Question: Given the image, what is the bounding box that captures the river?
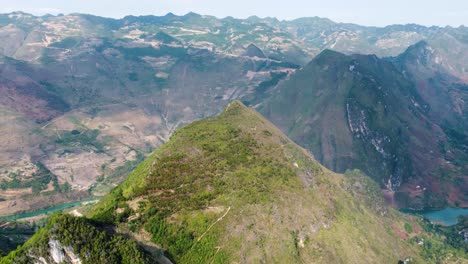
[403,208,468,226]
[0,197,100,222]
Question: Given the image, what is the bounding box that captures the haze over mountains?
[0,11,466,217]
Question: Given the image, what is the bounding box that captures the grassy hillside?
[88,101,463,263]
[3,101,466,263]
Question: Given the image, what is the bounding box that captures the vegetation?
[49,37,84,49]
[257,49,466,209]
[1,214,152,264]
[91,101,299,262]
[0,162,65,194]
[55,129,107,152]
[413,215,468,261]
[89,101,464,263]
[0,221,43,256]
[255,72,288,93]
[2,102,466,263]
[117,45,187,61]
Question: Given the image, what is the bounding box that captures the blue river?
[420,208,468,226]
[403,208,468,226]
[0,198,100,222]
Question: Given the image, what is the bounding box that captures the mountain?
[393,40,468,207]
[256,47,467,209]
[393,40,468,129]
[243,44,266,58]
[0,11,466,216]
[1,12,462,65]
[0,23,296,216]
[3,101,466,263]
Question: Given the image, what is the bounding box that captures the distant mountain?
[3,102,465,263]
[243,43,266,58]
[0,12,465,66]
[0,31,295,216]
[392,40,468,207]
[256,44,467,209]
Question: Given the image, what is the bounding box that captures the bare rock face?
[49,239,65,263]
[6,214,152,263]
[26,239,83,264]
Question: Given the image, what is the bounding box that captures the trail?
[210,247,222,264]
[195,206,231,243]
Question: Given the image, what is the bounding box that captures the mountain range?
[0,11,466,216]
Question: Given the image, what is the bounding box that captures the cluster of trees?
[410,216,468,262]
[1,214,152,264]
[55,129,106,153]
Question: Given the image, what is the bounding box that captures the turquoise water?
[403,208,468,226]
[0,198,100,222]
[420,208,468,226]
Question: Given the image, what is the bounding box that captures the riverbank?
[402,208,468,226]
[0,197,100,222]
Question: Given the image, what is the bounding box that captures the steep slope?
[86,101,431,263]
[257,49,467,209]
[393,40,467,133]
[3,101,466,263]
[0,56,69,122]
[392,40,468,207]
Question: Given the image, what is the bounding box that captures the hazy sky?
[0,0,466,27]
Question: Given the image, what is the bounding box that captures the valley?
[0,10,466,262]
[1,101,466,263]
[0,11,466,214]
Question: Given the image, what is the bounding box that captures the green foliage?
[4,101,466,263]
[344,169,385,212]
[0,222,37,258]
[256,49,465,209]
[90,101,297,262]
[1,214,152,264]
[145,214,193,261]
[39,55,56,65]
[118,45,187,61]
[128,72,139,81]
[49,37,84,49]
[441,124,468,150]
[55,129,106,152]
[413,235,467,263]
[0,162,61,194]
[154,31,181,44]
[419,216,468,255]
[404,223,413,233]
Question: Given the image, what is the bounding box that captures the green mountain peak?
[12,101,454,263]
[2,101,467,263]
